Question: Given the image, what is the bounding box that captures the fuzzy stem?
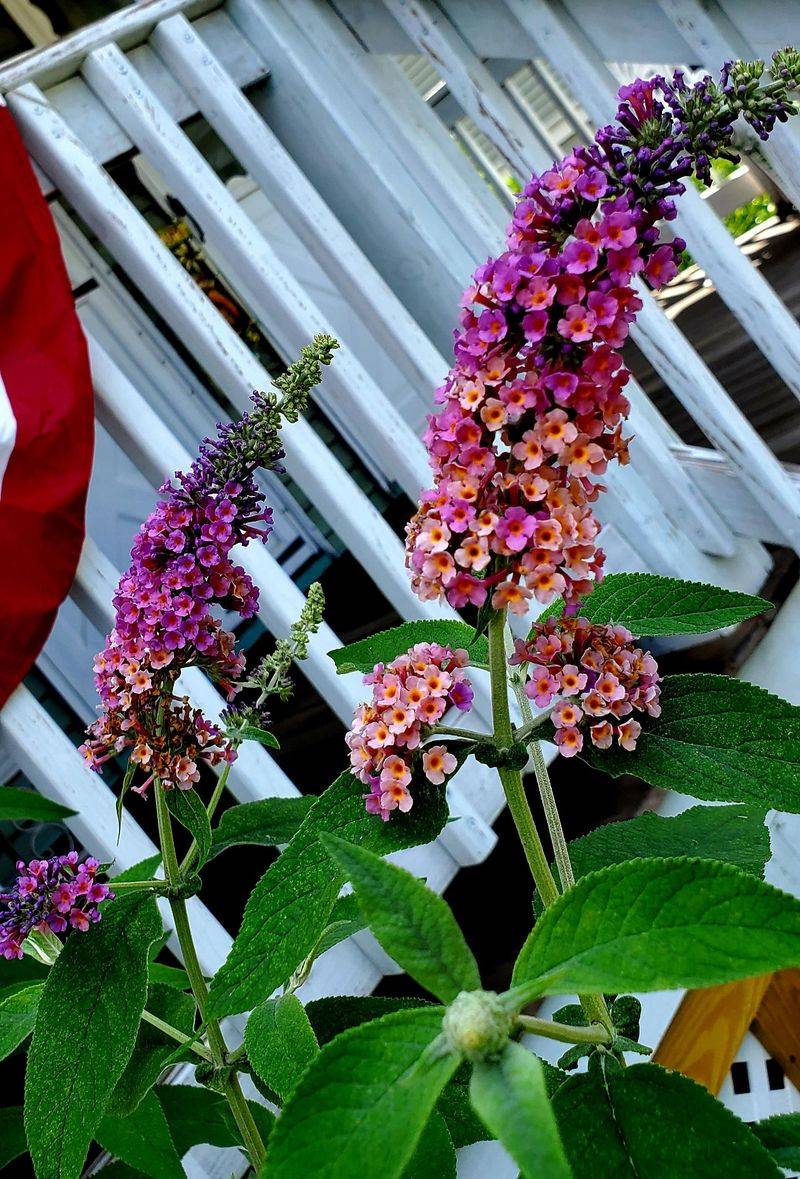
[506,626,614,1035]
[155,787,266,1167]
[179,757,234,875]
[111,879,173,894]
[429,724,487,742]
[140,1009,214,1062]
[488,611,559,906]
[517,1013,612,1045]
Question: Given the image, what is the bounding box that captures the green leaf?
[329,620,488,674]
[303,997,562,1152]
[402,1112,456,1179]
[208,796,313,861]
[553,1060,780,1177]
[578,675,800,812]
[165,788,212,869]
[0,1107,26,1170]
[263,1007,460,1179]
[96,1091,183,1179]
[25,892,162,1179]
[563,572,770,636]
[306,995,433,1045]
[156,1085,273,1156]
[245,992,318,1102]
[323,835,480,1003]
[0,982,42,1061]
[470,1041,571,1179]
[313,892,367,958]
[147,962,191,990]
[107,983,196,1116]
[0,785,75,823]
[208,772,448,1018]
[752,1113,800,1169]
[239,724,281,749]
[157,1086,238,1155]
[0,955,47,989]
[513,857,800,999]
[115,855,162,884]
[546,805,770,901]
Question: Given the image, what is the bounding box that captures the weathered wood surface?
[752,969,800,1092]
[0,0,214,90]
[653,975,773,1094]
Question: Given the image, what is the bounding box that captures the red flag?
[0,102,94,708]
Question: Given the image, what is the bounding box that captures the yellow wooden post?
[653,975,773,1094]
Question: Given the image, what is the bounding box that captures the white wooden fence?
[2,0,800,1112]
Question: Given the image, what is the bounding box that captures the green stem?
[488,612,559,906]
[179,755,236,875]
[512,709,554,744]
[517,1013,612,1046]
[429,724,487,742]
[528,740,574,890]
[504,620,614,1035]
[155,788,266,1167]
[141,1009,214,1062]
[112,879,173,894]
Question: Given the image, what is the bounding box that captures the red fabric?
[0,106,94,708]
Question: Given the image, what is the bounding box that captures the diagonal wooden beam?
[652,974,773,1094]
[752,969,800,1091]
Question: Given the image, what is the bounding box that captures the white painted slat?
[88,335,499,863]
[150,13,449,419]
[81,43,431,505]
[658,0,800,212]
[5,83,437,628]
[225,0,477,353]
[383,0,548,182]
[501,0,800,412]
[0,0,210,90]
[374,1,741,562]
[669,443,800,546]
[72,537,300,803]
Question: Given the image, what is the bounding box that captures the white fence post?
[150,13,448,415]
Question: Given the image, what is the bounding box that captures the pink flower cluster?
[512,615,661,758]
[80,474,271,793]
[405,103,689,618]
[346,643,473,821]
[0,853,112,959]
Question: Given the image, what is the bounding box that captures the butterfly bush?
[0,854,112,959]
[80,337,338,794]
[512,614,661,758]
[405,55,800,618]
[346,643,474,820]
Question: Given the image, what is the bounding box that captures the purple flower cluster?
[0,853,112,959]
[80,471,270,793]
[81,336,338,796]
[405,57,800,620]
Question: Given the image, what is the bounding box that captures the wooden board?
[752,969,800,1091]
[653,974,773,1094]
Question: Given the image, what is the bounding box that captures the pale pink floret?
[422,746,458,785]
[555,727,583,757]
[618,718,642,751]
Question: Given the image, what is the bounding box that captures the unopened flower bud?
[442,990,514,1061]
